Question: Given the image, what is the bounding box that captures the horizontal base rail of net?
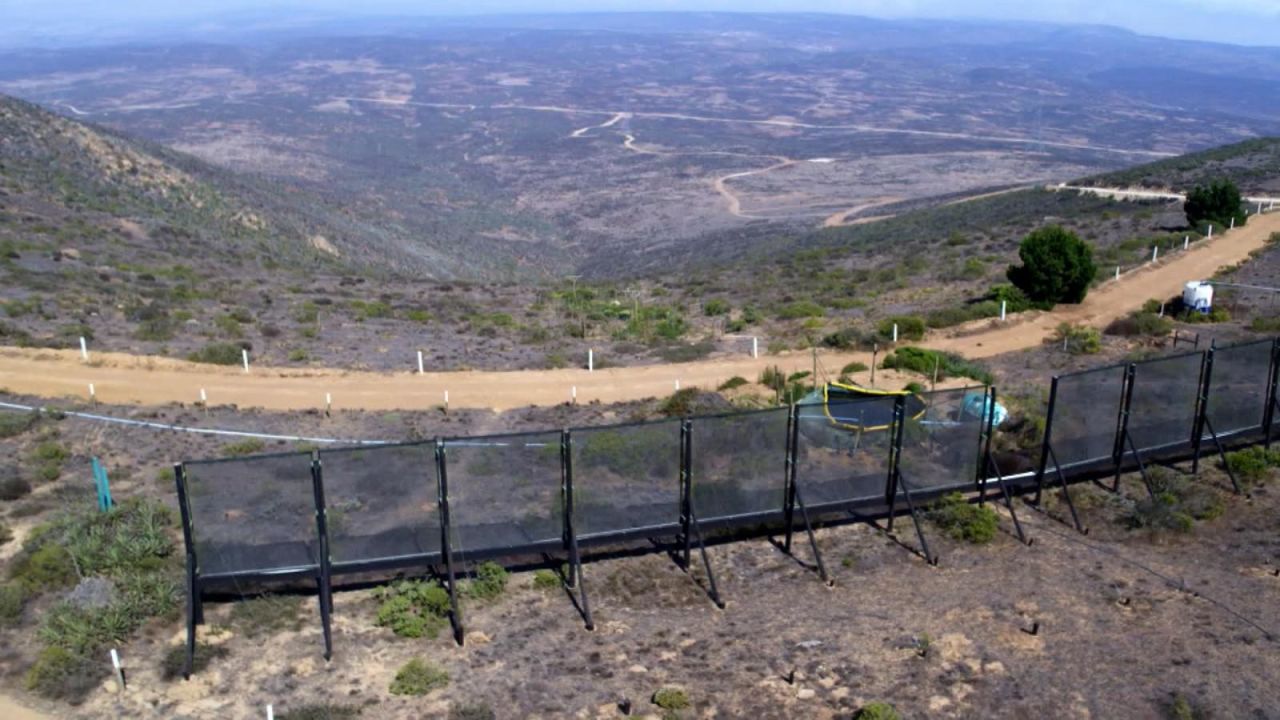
[577,522,685,548]
[199,564,319,585]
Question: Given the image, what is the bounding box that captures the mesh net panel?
[1205,340,1274,437]
[899,388,986,493]
[319,443,439,567]
[794,396,897,507]
[445,432,562,556]
[183,452,317,577]
[1127,352,1204,453]
[1048,365,1127,469]
[690,408,788,521]
[571,420,682,538]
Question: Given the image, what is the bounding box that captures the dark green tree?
[1184,179,1245,229]
[1006,225,1096,305]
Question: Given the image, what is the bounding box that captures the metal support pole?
[435,440,464,645]
[679,419,693,570]
[310,453,333,662]
[173,464,201,679]
[561,429,594,630]
[1266,339,1280,450]
[1203,417,1242,495]
[1112,365,1137,492]
[884,396,907,531]
[975,386,997,505]
[783,404,799,553]
[895,470,937,566]
[1192,348,1214,475]
[1034,377,1061,506]
[985,453,1030,545]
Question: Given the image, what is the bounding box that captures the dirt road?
[0,695,54,720]
[1,212,1276,411]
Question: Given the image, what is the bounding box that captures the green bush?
[1185,179,1245,229]
[1179,306,1230,324]
[1224,447,1280,484]
[0,410,39,438]
[532,569,561,591]
[187,342,245,365]
[841,361,869,375]
[1007,225,1096,305]
[652,687,690,710]
[222,438,267,457]
[1128,470,1225,532]
[659,387,702,418]
[278,705,363,720]
[1106,311,1174,337]
[31,441,69,464]
[1248,316,1280,333]
[375,579,451,639]
[717,376,749,391]
[822,327,870,350]
[390,658,450,696]
[350,300,392,320]
[702,299,730,316]
[25,646,103,702]
[854,702,902,720]
[882,346,993,385]
[9,543,78,592]
[776,301,825,320]
[463,561,510,601]
[1051,323,1102,354]
[0,583,24,625]
[927,493,998,543]
[877,315,926,342]
[287,348,309,362]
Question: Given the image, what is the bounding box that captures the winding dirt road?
[2,211,1275,412]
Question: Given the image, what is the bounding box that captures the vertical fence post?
[975,386,997,504]
[884,395,906,531]
[1192,347,1214,475]
[173,463,201,680]
[435,439,464,645]
[783,404,799,553]
[559,428,593,629]
[1113,364,1138,490]
[418,350,425,374]
[242,348,250,373]
[80,336,89,361]
[679,419,693,570]
[1266,339,1280,450]
[1034,377,1061,506]
[310,451,333,662]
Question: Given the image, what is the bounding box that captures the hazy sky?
[6,0,1280,47]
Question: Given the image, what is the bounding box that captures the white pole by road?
[200,388,207,404]
[675,379,680,391]
[88,383,95,401]
[571,386,577,404]
[1230,216,1235,229]
[1184,235,1189,250]
[1000,301,1007,321]
[242,349,249,373]
[752,337,758,359]
[1208,224,1214,238]
[1115,266,1120,281]
[266,705,274,720]
[110,648,124,691]
[80,336,88,361]
[325,393,332,413]
[444,390,449,412]
[1152,246,1158,263]
[417,350,424,375]
[587,349,594,372]
[892,323,898,343]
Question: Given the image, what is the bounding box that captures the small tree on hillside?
[1006,225,1096,306]
[1185,179,1245,230]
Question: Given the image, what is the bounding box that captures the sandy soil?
[0,212,1276,412]
[0,695,54,720]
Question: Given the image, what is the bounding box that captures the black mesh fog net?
[570,419,682,539]
[319,442,439,568]
[1204,340,1273,438]
[1126,351,1204,453]
[1047,364,1127,469]
[794,396,897,508]
[183,451,318,578]
[689,408,789,522]
[899,388,986,494]
[444,432,562,557]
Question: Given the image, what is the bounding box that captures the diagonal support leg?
[791,484,832,585]
[687,508,726,609]
[1122,432,1157,500]
[1203,417,1243,495]
[566,529,595,630]
[985,453,1031,546]
[893,472,938,566]
[1024,445,1088,535]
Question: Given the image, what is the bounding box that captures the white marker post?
[571,386,577,404]
[1159,303,1166,317]
[325,393,332,414]
[1152,246,1158,263]
[242,349,250,373]
[1208,224,1214,238]
[88,383,95,402]
[444,390,449,413]
[892,323,899,343]
[266,705,274,720]
[417,351,425,375]
[199,388,207,406]
[1184,236,1189,250]
[1000,301,1007,322]
[675,379,681,391]
[752,337,758,359]
[109,648,124,691]
[80,336,89,361]
[1115,266,1121,281]
[1230,216,1235,229]
[587,349,594,372]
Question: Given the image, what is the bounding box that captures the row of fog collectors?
[174,337,1280,675]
